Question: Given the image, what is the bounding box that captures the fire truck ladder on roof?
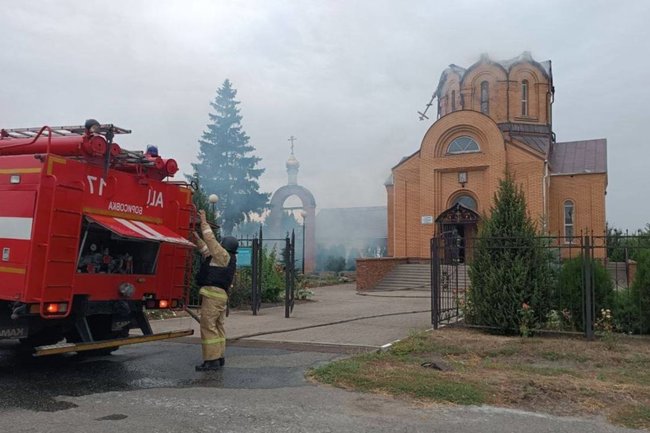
[0,124,131,138]
[1,124,160,169]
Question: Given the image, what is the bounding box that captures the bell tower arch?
[266,139,316,273]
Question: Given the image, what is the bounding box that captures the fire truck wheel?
[67,316,130,356]
[19,328,64,352]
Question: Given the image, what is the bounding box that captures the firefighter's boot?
[195,359,222,371]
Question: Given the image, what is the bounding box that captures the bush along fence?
[431,233,650,338]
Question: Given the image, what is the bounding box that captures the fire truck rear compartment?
[1,297,146,347]
[1,122,195,355]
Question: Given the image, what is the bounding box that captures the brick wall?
[506,144,546,227]
[356,257,408,291]
[386,184,394,256]
[402,110,508,257]
[439,59,551,125]
[549,173,607,258]
[549,173,606,236]
[392,155,420,257]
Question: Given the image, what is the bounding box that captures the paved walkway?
[151,283,432,350]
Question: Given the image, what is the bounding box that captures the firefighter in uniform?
[193,209,238,371]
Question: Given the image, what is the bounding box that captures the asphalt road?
[0,339,642,433]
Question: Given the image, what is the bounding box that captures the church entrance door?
[435,203,481,264]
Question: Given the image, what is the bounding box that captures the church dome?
[286,154,300,169]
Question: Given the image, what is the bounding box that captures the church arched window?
[564,200,574,243]
[521,80,529,116]
[447,136,480,154]
[480,81,489,114]
[453,195,477,211]
[451,90,456,111]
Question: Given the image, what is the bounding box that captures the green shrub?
[613,287,643,334]
[467,175,555,334]
[617,249,650,334]
[214,245,288,308]
[229,268,253,308]
[556,257,614,331]
[261,246,285,302]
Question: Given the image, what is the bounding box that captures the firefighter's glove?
[198,210,207,224]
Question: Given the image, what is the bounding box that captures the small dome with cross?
[286,153,300,168]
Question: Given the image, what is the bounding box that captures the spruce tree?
[467,174,554,334]
[192,79,269,235]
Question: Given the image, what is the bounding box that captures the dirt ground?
[312,326,650,430]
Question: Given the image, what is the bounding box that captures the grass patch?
[310,327,650,429]
[514,364,582,377]
[541,351,560,361]
[312,355,370,385]
[311,357,485,405]
[385,373,485,404]
[390,331,467,357]
[484,345,520,358]
[610,405,650,430]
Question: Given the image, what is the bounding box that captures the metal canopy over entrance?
[86,215,194,248]
[435,202,480,226]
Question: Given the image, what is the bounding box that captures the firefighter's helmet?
[221,236,239,254]
[84,119,100,133]
[146,145,159,157]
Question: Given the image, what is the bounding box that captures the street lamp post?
[300,210,307,274]
[208,194,219,238]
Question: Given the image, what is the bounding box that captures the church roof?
[499,122,552,155]
[511,134,550,154]
[549,139,607,175]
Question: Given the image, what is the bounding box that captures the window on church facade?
[480,81,489,114]
[521,80,529,116]
[564,200,574,242]
[451,90,456,111]
[453,195,477,211]
[447,136,480,154]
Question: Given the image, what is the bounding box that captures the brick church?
[385,52,607,258]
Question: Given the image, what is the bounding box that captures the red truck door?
[0,190,36,300]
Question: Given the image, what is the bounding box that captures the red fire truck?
[0,120,195,356]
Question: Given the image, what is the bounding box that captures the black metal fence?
[284,231,296,318]
[431,233,650,338]
[187,227,298,318]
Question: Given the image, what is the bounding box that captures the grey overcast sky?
[1,0,648,230]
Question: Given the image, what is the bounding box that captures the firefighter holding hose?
[193,209,238,371]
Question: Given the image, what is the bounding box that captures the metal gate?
[283,230,296,318]
[430,234,468,329]
[248,232,263,315]
[260,230,297,318]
